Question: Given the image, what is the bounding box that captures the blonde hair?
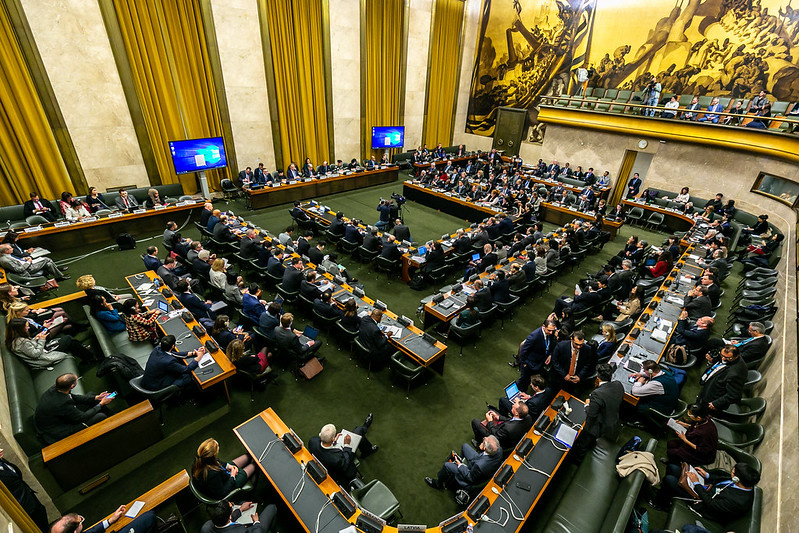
[602,323,617,343]
[225,339,245,362]
[75,275,96,291]
[211,258,226,272]
[6,302,28,322]
[192,438,223,480]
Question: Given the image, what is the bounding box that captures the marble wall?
[403,0,433,150]
[451,0,483,151]
[21,0,148,192]
[209,0,275,173]
[329,0,361,162]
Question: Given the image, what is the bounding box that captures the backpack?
[116,232,136,250]
[408,273,427,291]
[96,354,144,381]
[615,435,642,463]
[666,344,687,365]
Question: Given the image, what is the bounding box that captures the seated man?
[683,285,712,321]
[266,250,286,278]
[141,335,205,391]
[114,189,140,211]
[313,291,343,319]
[730,321,770,363]
[23,192,58,222]
[471,400,532,451]
[0,243,68,280]
[274,313,322,363]
[242,283,267,323]
[552,281,602,319]
[300,270,322,301]
[50,506,157,533]
[307,416,378,487]
[424,435,503,491]
[380,235,402,261]
[258,301,282,339]
[698,97,724,123]
[281,258,304,293]
[499,374,553,421]
[661,95,679,118]
[628,360,679,423]
[34,373,115,445]
[357,309,395,368]
[672,312,713,352]
[142,246,163,271]
[176,279,216,320]
[392,219,411,242]
[696,344,746,413]
[202,501,275,533]
[328,212,346,236]
[343,220,364,245]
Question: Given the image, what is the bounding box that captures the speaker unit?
[493,464,513,487]
[466,495,490,521]
[306,458,327,484]
[160,288,173,298]
[192,325,205,337]
[355,513,384,533]
[439,516,468,533]
[534,414,551,435]
[618,343,631,355]
[629,327,641,338]
[281,431,302,454]
[331,490,357,519]
[204,340,218,353]
[516,438,533,458]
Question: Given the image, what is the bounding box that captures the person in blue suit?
[498,374,553,421]
[142,246,163,271]
[515,319,558,390]
[626,172,642,198]
[425,435,503,490]
[176,279,216,320]
[50,507,158,533]
[141,335,205,391]
[698,97,724,123]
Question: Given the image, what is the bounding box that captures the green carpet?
[30,173,742,531]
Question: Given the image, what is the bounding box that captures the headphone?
[731,475,740,484]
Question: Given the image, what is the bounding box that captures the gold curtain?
[111,0,229,190]
[0,479,39,533]
[423,0,464,147]
[0,1,76,205]
[363,0,405,160]
[609,150,636,206]
[263,0,330,170]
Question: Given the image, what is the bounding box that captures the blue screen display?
[371,126,405,149]
[169,137,228,174]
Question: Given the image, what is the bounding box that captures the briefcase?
[298,357,323,379]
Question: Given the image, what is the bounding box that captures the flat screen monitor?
[371,126,404,149]
[169,136,228,174]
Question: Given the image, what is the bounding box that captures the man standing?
[570,363,623,461]
[34,373,115,444]
[644,76,661,116]
[626,172,642,198]
[515,319,558,390]
[550,331,595,394]
[307,415,378,486]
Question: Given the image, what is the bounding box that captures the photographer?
[375,198,392,229]
[643,76,661,117]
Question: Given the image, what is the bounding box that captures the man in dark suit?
[0,448,48,531]
[570,363,624,461]
[552,281,602,319]
[200,202,214,227]
[176,279,215,319]
[212,215,237,242]
[516,320,558,388]
[392,219,411,242]
[672,312,713,351]
[34,373,114,445]
[313,291,343,319]
[50,507,158,533]
[307,417,377,487]
[380,235,402,261]
[425,435,503,490]
[23,192,57,221]
[499,375,552,421]
[343,221,364,245]
[328,212,346,236]
[452,229,472,254]
[550,331,596,394]
[296,232,312,257]
[274,313,321,363]
[258,302,281,339]
[471,401,532,451]
[300,271,322,301]
[142,246,163,271]
[626,172,642,198]
[363,229,382,253]
[732,322,769,363]
[239,229,260,259]
[202,500,276,533]
[266,250,286,277]
[141,335,204,391]
[237,167,253,185]
[358,309,394,367]
[192,250,213,278]
[308,241,326,265]
[684,285,713,320]
[471,279,494,312]
[114,189,139,211]
[697,345,747,412]
[488,270,511,303]
[291,201,309,221]
[253,163,268,184]
[281,258,304,293]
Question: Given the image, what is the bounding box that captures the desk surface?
[412,153,478,169]
[235,398,583,533]
[125,272,235,389]
[244,166,399,198]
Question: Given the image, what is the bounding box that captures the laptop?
[157,300,170,313]
[471,253,481,262]
[504,381,523,402]
[302,326,319,340]
[417,246,427,256]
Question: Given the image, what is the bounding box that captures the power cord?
[479,506,509,527]
[513,454,552,478]
[314,497,334,533]
[491,487,523,521]
[291,461,307,504]
[257,437,281,463]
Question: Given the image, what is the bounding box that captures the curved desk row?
[235,398,583,533]
[621,199,696,234]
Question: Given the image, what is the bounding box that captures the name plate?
[329,173,339,177]
[288,180,297,185]
[176,201,192,207]
[0,232,6,239]
[81,216,98,223]
[108,212,124,219]
[303,178,312,182]
[154,205,167,210]
[54,221,71,228]
[133,208,147,214]
[271,183,281,188]
[194,199,205,204]
[24,225,43,233]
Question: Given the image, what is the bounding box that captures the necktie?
[568,349,579,375]
[35,201,42,210]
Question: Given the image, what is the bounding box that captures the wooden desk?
[42,401,161,488]
[90,471,192,531]
[411,153,478,173]
[621,199,696,234]
[244,167,399,210]
[520,171,612,200]
[235,399,583,533]
[29,291,86,309]
[125,272,236,398]
[11,200,205,250]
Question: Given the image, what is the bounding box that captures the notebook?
[417,246,427,256]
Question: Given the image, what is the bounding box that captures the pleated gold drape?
[423,0,464,147]
[363,0,405,159]
[263,0,330,170]
[111,0,229,190]
[0,1,75,205]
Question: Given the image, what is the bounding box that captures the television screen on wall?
[169,136,228,174]
[371,126,405,149]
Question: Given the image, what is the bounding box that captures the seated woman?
[76,274,134,307]
[641,251,673,278]
[144,188,166,208]
[226,338,269,375]
[211,314,250,352]
[670,186,690,204]
[57,192,75,217]
[697,204,715,223]
[0,283,60,321]
[192,438,256,500]
[533,245,548,275]
[85,186,111,213]
[6,317,95,368]
[596,324,618,361]
[209,259,228,291]
[223,271,244,306]
[64,198,91,221]
[6,301,72,337]
[89,296,126,333]
[665,403,718,467]
[741,233,784,268]
[120,299,160,344]
[597,286,644,322]
[339,298,360,333]
[453,296,479,329]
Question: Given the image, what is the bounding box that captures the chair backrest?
[604,89,619,100]
[26,215,50,225]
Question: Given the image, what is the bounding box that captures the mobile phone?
[628,375,636,384]
[106,392,117,399]
[515,481,531,492]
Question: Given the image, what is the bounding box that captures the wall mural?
[466,0,799,144]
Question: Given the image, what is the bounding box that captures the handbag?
[628,507,649,533]
[42,278,59,291]
[666,344,687,365]
[677,462,700,498]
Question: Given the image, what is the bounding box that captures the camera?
[391,192,406,206]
